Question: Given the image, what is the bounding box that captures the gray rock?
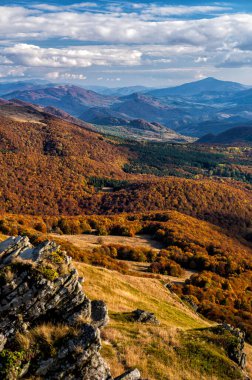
[132,309,159,325]
[115,368,141,380]
[91,300,109,328]
[0,237,91,338]
[219,323,246,368]
[0,236,141,380]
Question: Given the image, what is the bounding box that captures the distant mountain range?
[2,77,252,138]
[0,80,52,96]
[0,98,191,143]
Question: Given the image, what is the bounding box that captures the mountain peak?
[200,77,219,82]
[146,77,245,97]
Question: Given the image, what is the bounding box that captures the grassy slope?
[75,262,251,380]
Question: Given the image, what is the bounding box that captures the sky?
[0,0,252,87]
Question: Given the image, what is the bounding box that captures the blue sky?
[0,1,252,87]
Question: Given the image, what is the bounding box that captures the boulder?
[115,368,141,380]
[131,309,159,325]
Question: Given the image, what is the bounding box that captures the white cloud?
[0,5,251,48]
[195,57,208,63]
[0,66,26,78]
[46,72,87,80]
[33,3,98,11]
[0,3,252,83]
[3,44,142,68]
[143,5,232,17]
[218,49,252,67]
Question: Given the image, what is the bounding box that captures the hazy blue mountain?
[79,107,130,125]
[2,78,252,138]
[0,80,52,96]
[146,77,247,98]
[84,85,151,96]
[4,85,115,116]
[228,88,252,105]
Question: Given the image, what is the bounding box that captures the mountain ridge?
[2,78,252,137]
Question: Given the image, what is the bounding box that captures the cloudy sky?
[0,0,252,87]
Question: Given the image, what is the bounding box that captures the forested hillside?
[0,107,251,235]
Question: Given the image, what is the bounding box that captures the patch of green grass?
[179,329,243,380]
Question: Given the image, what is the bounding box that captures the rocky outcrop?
[0,237,91,340]
[219,323,247,369]
[35,325,111,380]
[0,236,142,380]
[131,309,159,325]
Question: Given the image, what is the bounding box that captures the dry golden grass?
[51,233,163,252]
[245,344,252,379]
[16,323,77,351]
[75,262,251,380]
[75,262,205,326]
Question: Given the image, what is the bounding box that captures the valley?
[0,78,251,380]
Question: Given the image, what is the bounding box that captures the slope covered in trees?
[0,112,130,214]
[0,107,251,235]
[86,179,251,232]
[0,211,251,345]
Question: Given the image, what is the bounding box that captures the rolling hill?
[79,107,193,142]
[197,126,252,145]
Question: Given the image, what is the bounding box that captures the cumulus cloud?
[3,44,142,68]
[218,49,252,67]
[0,5,251,48]
[0,3,252,83]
